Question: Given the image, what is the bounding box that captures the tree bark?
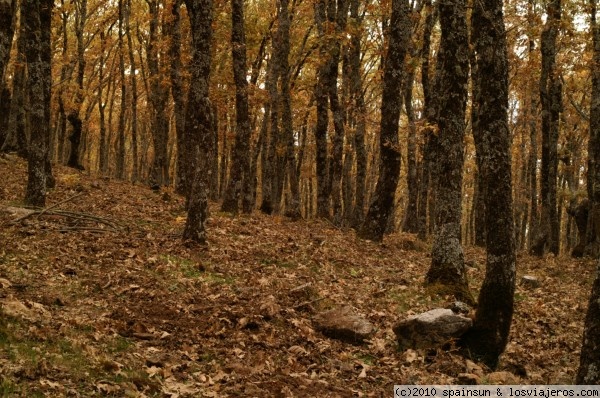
[532,0,562,256]
[221,0,253,214]
[168,0,188,195]
[357,0,410,242]
[183,0,214,244]
[280,0,301,219]
[416,0,437,240]
[23,0,52,207]
[314,0,331,219]
[585,0,600,258]
[461,0,516,368]
[0,0,16,89]
[577,264,600,383]
[424,0,473,304]
[116,0,127,179]
[147,0,170,187]
[67,0,87,171]
[126,0,138,182]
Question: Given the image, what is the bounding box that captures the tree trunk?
[147,0,170,187]
[23,0,52,207]
[2,20,27,157]
[357,0,410,242]
[279,0,301,219]
[117,0,127,180]
[585,0,600,258]
[416,0,437,240]
[314,0,330,219]
[402,70,419,233]
[0,0,16,88]
[169,0,188,195]
[425,0,473,304]
[460,0,516,368]
[221,0,253,214]
[67,0,87,171]
[183,0,214,244]
[577,264,600,383]
[533,0,562,256]
[126,0,138,182]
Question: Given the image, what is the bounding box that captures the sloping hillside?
[0,155,594,396]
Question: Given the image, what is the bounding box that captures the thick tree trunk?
[461,0,516,368]
[425,0,473,304]
[221,0,253,214]
[357,0,410,242]
[23,0,52,207]
[533,0,562,256]
[183,0,214,244]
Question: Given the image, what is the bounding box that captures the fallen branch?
[36,192,86,219]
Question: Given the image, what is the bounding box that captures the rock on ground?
[312,306,375,343]
[393,308,472,350]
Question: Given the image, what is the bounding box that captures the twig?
[58,226,117,233]
[36,192,86,218]
[292,297,326,310]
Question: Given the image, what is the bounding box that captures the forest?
[0,0,600,393]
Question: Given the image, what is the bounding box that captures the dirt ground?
[0,155,595,397]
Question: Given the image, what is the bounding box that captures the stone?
[313,306,375,343]
[521,275,540,289]
[486,371,519,384]
[457,373,480,385]
[448,301,471,315]
[393,308,472,350]
[465,359,484,376]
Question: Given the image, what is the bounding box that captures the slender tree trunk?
[169,0,188,195]
[357,0,410,242]
[279,0,301,219]
[585,0,600,258]
[126,0,138,182]
[461,0,516,368]
[0,0,16,89]
[222,0,253,214]
[117,0,127,179]
[2,20,27,157]
[416,0,437,240]
[314,0,330,219]
[183,0,214,244]
[402,71,419,233]
[425,0,473,304]
[147,0,170,187]
[533,0,562,256]
[67,0,87,171]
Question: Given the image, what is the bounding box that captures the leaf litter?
[0,155,595,396]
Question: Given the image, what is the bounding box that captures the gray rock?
[448,301,471,315]
[521,275,540,289]
[393,308,472,350]
[313,306,375,343]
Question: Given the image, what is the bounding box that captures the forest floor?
[0,154,595,397]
